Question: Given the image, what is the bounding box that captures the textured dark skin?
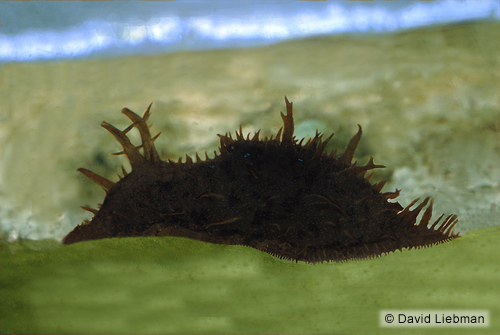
[63,97,459,263]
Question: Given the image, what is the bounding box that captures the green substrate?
[1,226,498,334]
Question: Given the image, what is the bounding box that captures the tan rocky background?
[0,21,499,241]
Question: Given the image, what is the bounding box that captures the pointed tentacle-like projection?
[121,103,160,163]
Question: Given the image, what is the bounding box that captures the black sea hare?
[63,97,459,263]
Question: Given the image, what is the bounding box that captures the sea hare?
[63,97,459,263]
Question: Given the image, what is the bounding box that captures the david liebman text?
[399,313,485,324]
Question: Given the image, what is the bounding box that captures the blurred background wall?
[0,1,499,242]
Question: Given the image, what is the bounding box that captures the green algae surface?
[1,226,499,334]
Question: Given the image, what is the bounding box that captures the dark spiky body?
[63,97,459,263]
